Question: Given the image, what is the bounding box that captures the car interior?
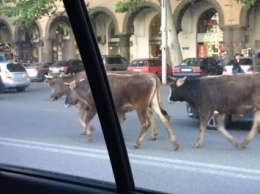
[0,0,162,193]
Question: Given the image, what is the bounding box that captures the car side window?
[137,60,146,66]
[119,58,127,64]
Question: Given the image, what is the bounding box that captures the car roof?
[132,58,161,60]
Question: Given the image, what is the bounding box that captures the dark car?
[0,75,4,93]
[25,62,53,82]
[173,57,223,78]
[186,102,252,129]
[48,59,85,76]
[101,55,129,71]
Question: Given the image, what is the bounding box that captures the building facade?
[0,0,259,65]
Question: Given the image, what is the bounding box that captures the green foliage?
[0,0,58,29]
[0,0,89,29]
[115,0,259,13]
[115,0,147,13]
[236,0,258,8]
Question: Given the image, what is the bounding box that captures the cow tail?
[155,76,170,120]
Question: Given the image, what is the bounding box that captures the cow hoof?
[193,144,200,148]
[239,142,247,148]
[173,143,179,151]
[149,137,157,141]
[132,144,140,149]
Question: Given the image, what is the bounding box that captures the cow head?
[64,80,88,107]
[168,76,187,103]
[47,76,69,101]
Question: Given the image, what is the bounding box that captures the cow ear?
[176,77,186,87]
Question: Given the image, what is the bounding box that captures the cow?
[64,72,179,150]
[45,71,90,133]
[45,71,166,142]
[168,74,260,148]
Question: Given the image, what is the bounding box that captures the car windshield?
[1,1,260,194]
[179,58,203,66]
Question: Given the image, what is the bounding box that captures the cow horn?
[176,76,187,87]
[168,76,176,81]
[45,75,53,79]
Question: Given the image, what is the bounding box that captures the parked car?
[222,57,260,75]
[0,61,31,92]
[101,55,129,71]
[0,75,4,93]
[48,59,85,76]
[172,57,223,78]
[127,58,172,78]
[25,62,53,82]
[186,102,252,129]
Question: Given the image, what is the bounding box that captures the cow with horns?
[168,74,260,148]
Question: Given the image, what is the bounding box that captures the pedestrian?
[218,50,227,66]
[232,54,244,74]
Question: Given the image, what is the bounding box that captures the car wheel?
[206,114,232,130]
[16,87,25,92]
[40,74,46,82]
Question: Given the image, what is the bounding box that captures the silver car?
[223,57,260,74]
[0,61,31,92]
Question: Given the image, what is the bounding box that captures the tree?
[0,0,59,29]
[0,0,89,29]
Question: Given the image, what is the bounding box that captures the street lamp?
[161,0,167,84]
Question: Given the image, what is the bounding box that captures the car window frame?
[0,1,169,193]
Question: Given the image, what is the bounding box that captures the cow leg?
[148,109,158,141]
[240,111,260,148]
[77,105,87,135]
[117,112,126,123]
[132,109,151,149]
[215,114,238,147]
[150,100,179,150]
[193,112,211,148]
[83,109,97,137]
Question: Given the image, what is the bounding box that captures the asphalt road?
[0,82,260,194]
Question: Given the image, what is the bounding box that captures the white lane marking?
[1,137,260,181]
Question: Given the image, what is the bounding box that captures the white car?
[0,61,31,92]
[222,57,260,75]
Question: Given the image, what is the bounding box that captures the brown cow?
[64,72,179,150]
[168,74,260,148]
[45,71,164,141]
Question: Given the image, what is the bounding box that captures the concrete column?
[43,38,53,63]
[221,27,233,62]
[13,41,23,60]
[232,26,246,55]
[119,34,130,61]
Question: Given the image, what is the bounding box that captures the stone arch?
[122,2,160,35]
[89,7,119,34]
[173,0,224,33]
[0,19,13,42]
[45,15,71,40]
